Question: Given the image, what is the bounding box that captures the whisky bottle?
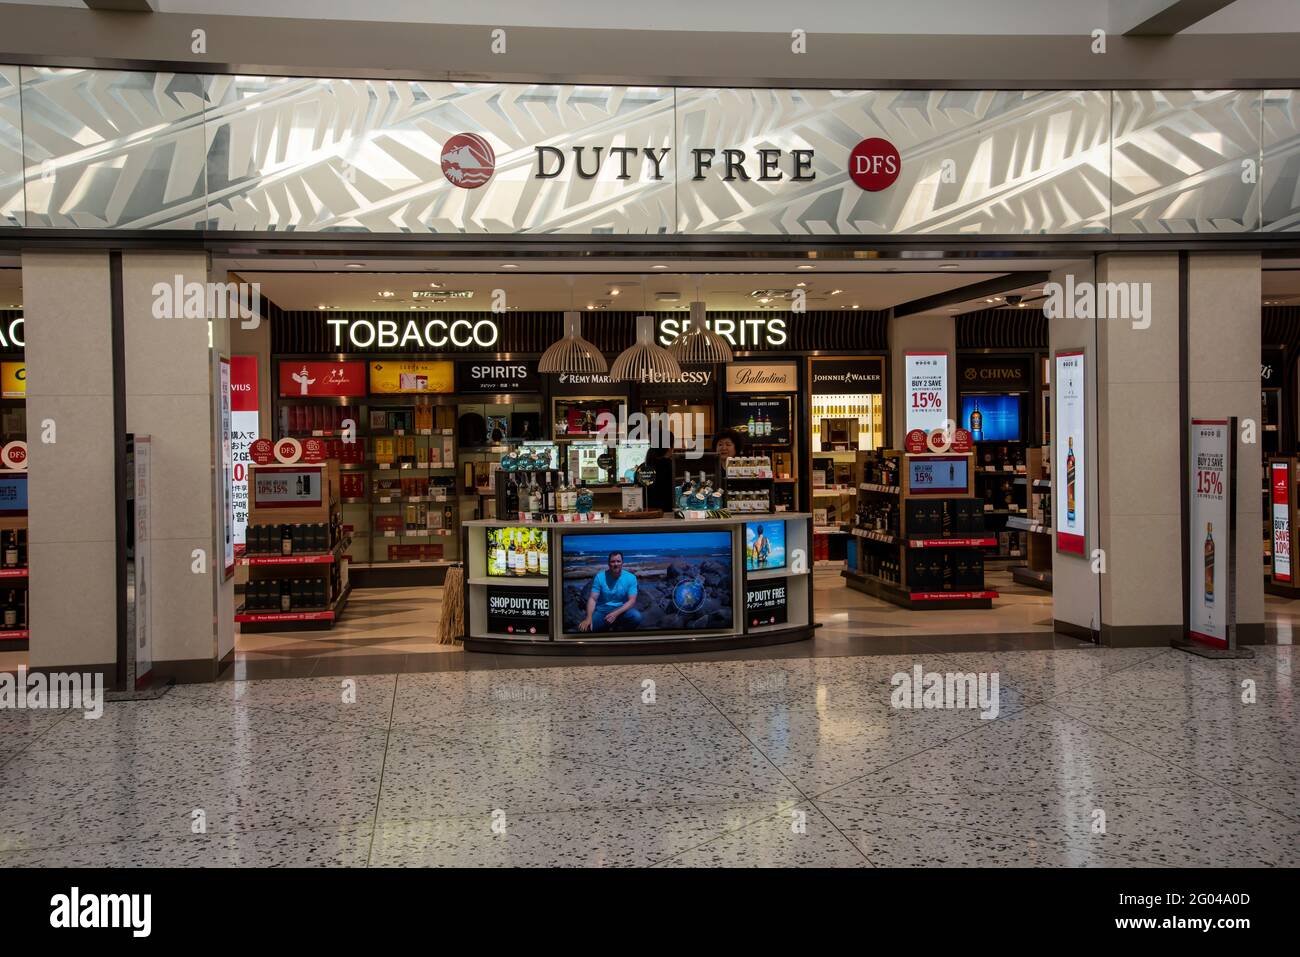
[969,399,983,442]
[1205,522,1215,606]
[1,531,13,568]
[3,590,15,628]
[1066,437,1077,525]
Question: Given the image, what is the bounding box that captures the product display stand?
[844,449,999,609]
[236,461,351,631]
[723,454,777,515]
[1009,446,1053,591]
[0,515,29,646]
[973,440,1028,561]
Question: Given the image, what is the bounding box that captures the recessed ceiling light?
[795,281,807,288]
[852,304,860,309]
[587,304,595,310]
[501,263,518,269]
[429,281,444,288]
[797,264,815,270]
[652,264,668,269]
[318,305,327,310]
[610,288,620,296]
[346,263,364,268]
[940,264,959,270]
[830,289,843,295]
[378,290,395,298]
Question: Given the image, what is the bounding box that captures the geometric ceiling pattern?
[0,66,1297,235]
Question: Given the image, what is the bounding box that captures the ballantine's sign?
[726,362,798,393]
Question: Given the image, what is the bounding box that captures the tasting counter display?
[461,513,815,654]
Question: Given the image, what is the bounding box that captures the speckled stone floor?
[1,644,1295,866]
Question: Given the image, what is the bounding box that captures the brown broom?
[439,564,465,645]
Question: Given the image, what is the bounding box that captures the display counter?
[461,512,814,655]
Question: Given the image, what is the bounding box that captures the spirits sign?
[1189,418,1235,649]
[1272,461,1291,584]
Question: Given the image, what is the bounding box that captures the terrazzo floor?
[1,644,1296,867]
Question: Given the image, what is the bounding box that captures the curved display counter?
[461,513,814,655]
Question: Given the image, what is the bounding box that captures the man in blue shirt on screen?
[578,551,643,632]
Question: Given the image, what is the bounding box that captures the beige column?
[1094,253,1184,645]
[121,253,223,681]
[22,251,117,673]
[887,312,956,445]
[1187,252,1264,643]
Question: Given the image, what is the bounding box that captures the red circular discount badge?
[275,437,303,465]
[1,440,28,470]
[904,429,928,454]
[249,438,275,465]
[848,137,901,192]
[950,428,973,453]
[301,438,326,463]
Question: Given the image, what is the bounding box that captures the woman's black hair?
[714,430,745,452]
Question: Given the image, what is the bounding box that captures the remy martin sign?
[725,362,798,393]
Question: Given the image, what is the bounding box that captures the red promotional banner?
[230,355,260,411]
[278,361,367,398]
[1272,462,1291,583]
[249,438,274,465]
[904,429,927,454]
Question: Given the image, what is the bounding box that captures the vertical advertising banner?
[905,352,948,435]
[1054,350,1086,556]
[1190,419,1234,649]
[219,358,234,579]
[229,356,260,561]
[1272,461,1291,584]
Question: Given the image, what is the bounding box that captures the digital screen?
[251,468,323,508]
[560,530,733,636]
[616,441,650,482]
[961,394,1022,442]
[518,442,560,470]
[0,473,27,513]
[485,586,550,637]
[725,396,792,446]
[486,526,550,577]
[908,456,969,495]
[745,520,786,571]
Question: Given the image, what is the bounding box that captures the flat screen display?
[745,520,786,571]
[486,526,550,577]
[961,394,1022,442]
[724,396,792,447]
[908,456,969,495]
[0,473,27,514]
[616,441,651,482]
[561,529,733,635]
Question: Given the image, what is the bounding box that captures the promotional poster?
[745,520,786,571]
[561,530,733,635]
[485,586,550,636]
[1054,351,1086,556]
[745,578,789,628]
[905,352,948,435]
[1189,419,1234,649]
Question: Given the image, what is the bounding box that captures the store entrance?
[219,254,1089,677]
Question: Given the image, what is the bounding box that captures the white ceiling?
[233,267,1056,313]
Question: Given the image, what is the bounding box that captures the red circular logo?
[249,439,274,465]
[848,138,901,191]
[441,133,495,189]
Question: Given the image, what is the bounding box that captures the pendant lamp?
[669,300,733,364]
[609,314,683,384]
[538,311,607,374]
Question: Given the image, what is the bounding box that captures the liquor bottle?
[507,531,519,575]
[576,482,593,515]
[280,580,291,613]
[544,471,556,514]
[488,530,501,575]
[505,474,519,516]
[443,504,454,531]
[526,531,541,574]
[1066,436,1077,524]
[3,590,15,627]
[281,525,293,556]
[1205,522,1215,606]
[528,477,542,514]
[747,411,756,436]
[969,399,983,442]
[539,532,549,575]
[1,531,12,568]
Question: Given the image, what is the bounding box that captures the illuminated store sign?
[657,316,787,349]
[327,317,499,351]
